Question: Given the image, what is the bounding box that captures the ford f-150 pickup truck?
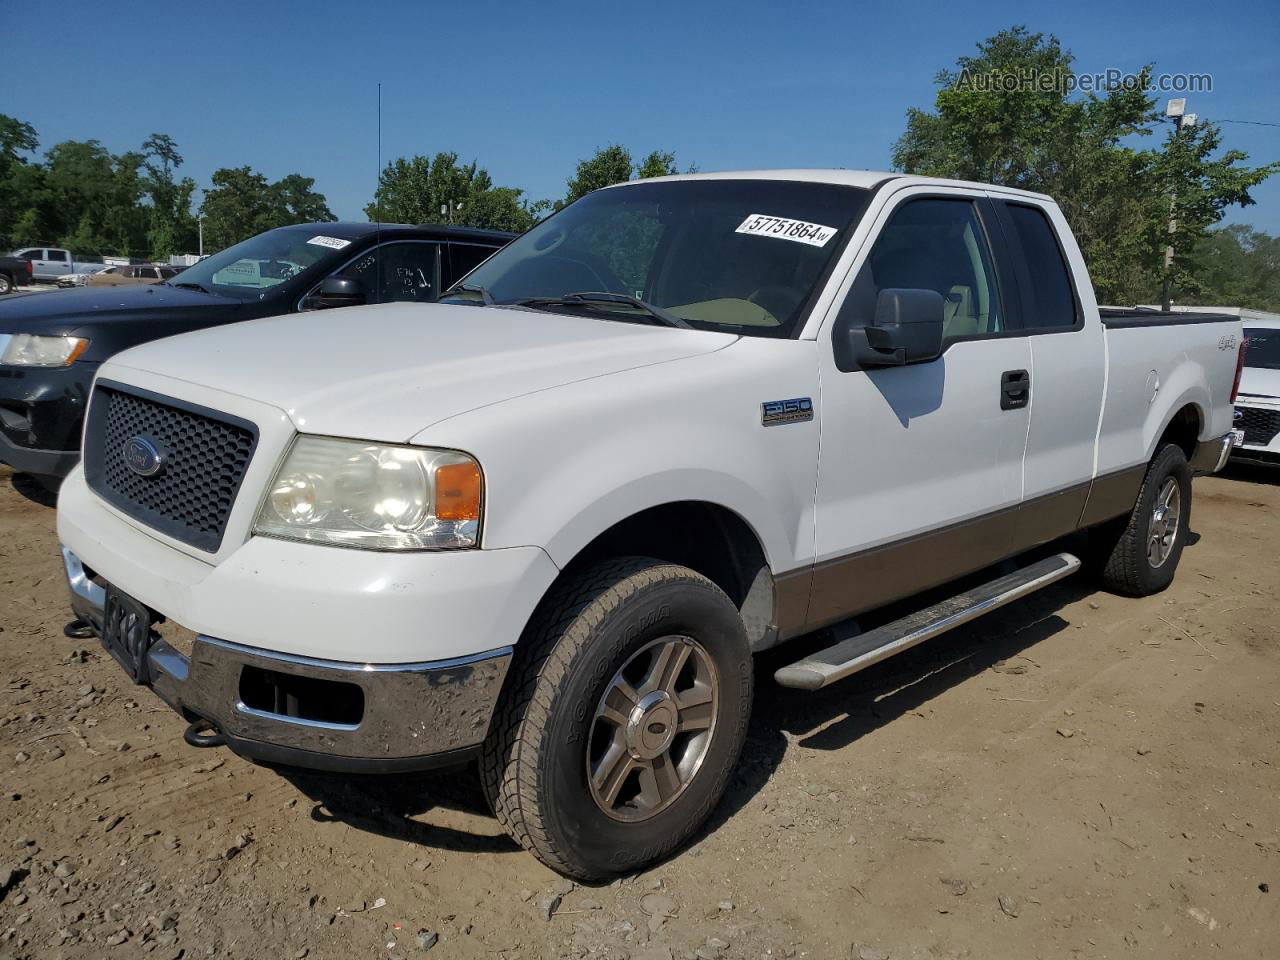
[56,171,1244,880]
[0,222,513,484]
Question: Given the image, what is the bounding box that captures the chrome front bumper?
[62,546,513,773]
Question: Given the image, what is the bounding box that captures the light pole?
[439,201,463,224]
[1161,99,1197,311]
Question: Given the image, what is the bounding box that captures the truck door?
[44,249,71,278]
[807,188,1031,630]
[987,198,1106,548]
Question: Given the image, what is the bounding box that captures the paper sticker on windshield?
[735,214,838,248]
[307,235,351,250]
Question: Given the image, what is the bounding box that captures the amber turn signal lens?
[434,462,482,521]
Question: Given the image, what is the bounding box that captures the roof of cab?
[605,168,1055,203]
[274,222,518,242]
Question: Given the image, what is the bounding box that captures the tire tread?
[480,557,732,879]
[1097,443,1189,596]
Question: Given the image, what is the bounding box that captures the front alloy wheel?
[481,557,752,880]
[588,635,719,822]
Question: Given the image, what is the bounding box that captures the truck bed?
[1094,308,1242,482]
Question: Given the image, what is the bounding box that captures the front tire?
[1093,443,1192,596]
[480,557,752,880]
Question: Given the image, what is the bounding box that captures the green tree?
[892,26,1277,305]
[200,166,335,250]
[563,145,635,206]
[1148,121,1279,307]
[635,150,679,179]
[142,133,197,259]
[365,152,543,232]
[33,140,149,257]
[1180,224,1280,312]
[559,145,690,209]
[272,173,336,224]
[200,167,274,250]
[0,114,38,167]
[892,28,1159,302]
[0,114,40,248]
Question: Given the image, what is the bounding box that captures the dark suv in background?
[0,222,514,485]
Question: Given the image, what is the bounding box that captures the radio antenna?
[376,81,382,303]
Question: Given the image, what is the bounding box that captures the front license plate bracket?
[101,589,156,685]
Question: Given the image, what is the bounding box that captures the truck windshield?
[1244,327,1280,370]
[166,228,355,300]
[452,179,871,337]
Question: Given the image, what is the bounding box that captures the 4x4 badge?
[761,397,813,427]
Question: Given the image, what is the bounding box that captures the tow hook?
[63,618,95,639]
[183,718,228,749]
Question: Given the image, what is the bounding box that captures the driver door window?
[847,198,1002,342]
[335,242,440,304]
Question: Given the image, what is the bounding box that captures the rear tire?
[1093,443,1192,596]
[480,557,752,880]
[0,274,12,295]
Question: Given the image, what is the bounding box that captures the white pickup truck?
[56,170,1244,880]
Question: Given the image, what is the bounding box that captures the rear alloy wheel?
[481,557,752,880]
[0,274,12,295]
[1094,442,1192,596]
[1146,477,1181,569]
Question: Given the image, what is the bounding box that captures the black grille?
[1235,405,1280,447]
[84,382,258,552]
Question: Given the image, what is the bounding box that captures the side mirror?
[307,276,365,310]
[833,288,945,371]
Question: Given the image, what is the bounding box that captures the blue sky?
[4,0,1278,231]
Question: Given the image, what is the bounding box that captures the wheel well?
[1158,404,1201,460]
[563,502,776,649]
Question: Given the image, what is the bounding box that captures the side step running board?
[774,552,1081,691]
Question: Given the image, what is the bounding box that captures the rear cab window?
[1000,203,1080,330]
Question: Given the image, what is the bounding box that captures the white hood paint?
[106,301,738,442]
[1239,365,1280,401]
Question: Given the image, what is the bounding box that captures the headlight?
[0,334,90,367]
[253,436,482,550]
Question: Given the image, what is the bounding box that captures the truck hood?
[106,301,738,442]
[0,284,240,336]
[1238,365,1280,401]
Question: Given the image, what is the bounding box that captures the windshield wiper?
[513,292,692,329]
[443,283,494,305]
[170,281,211,294]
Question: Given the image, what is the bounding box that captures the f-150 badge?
[762,397,814,426]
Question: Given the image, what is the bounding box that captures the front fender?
[535,468,789,571]
[412,338,822,577]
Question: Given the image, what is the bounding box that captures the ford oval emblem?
[122,435,164,477]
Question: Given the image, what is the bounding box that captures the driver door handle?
[1001,369,1030,410]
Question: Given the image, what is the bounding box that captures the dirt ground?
[1,462,1277,960]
